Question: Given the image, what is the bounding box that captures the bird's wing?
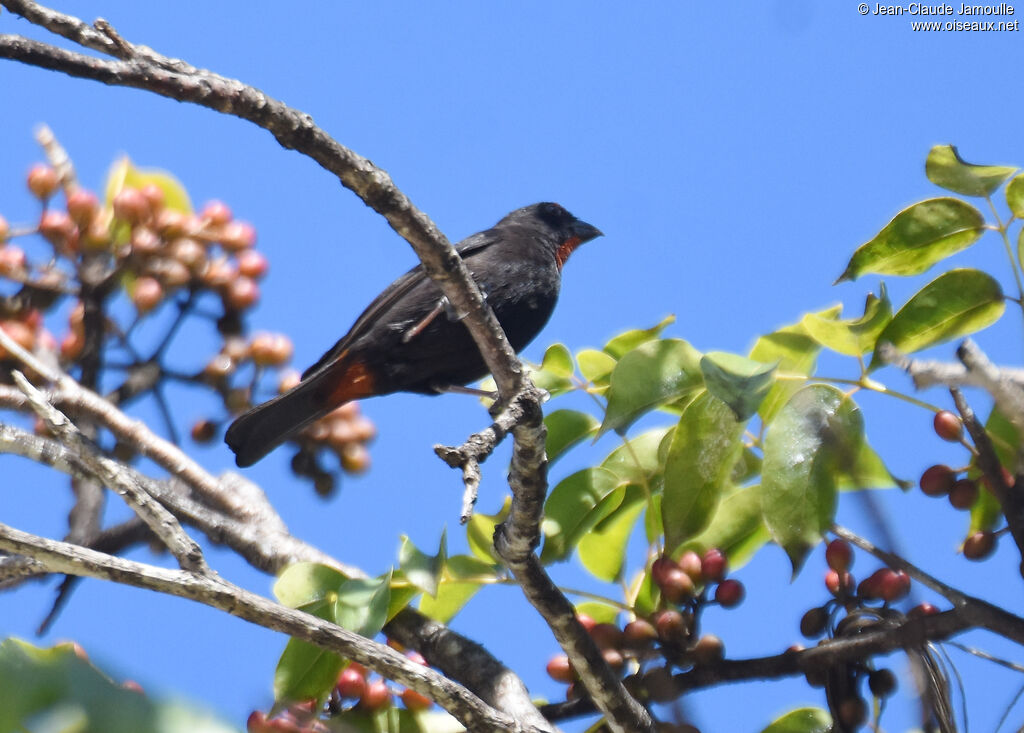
[300,229,501,380]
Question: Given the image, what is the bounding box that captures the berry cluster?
[2,156,376,492]
[797,538,940,729]
[918,410,1005,561]
[544,547,740,729]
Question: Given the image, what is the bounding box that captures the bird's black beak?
[571,220,603,243]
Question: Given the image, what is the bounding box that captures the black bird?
[225,202,602,467]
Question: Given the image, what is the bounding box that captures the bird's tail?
[225,354,376,467]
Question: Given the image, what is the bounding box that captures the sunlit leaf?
[837,198,984,282]
[1007,173,1024,218]
[335,574,392,638]
[700,352,777,421]
[801,286,892,356]
[759,706,832,733]
[273,563,346,609]
[466,498,509,563]
[398,533,446,598]
[603,315,676,358]
[572,602,620,625]
[836,439,910,491]
[762,385,863,573]
[600,339,703,435]
[275,637,343,705]
[870,269,1004,368]
[751,305,840,423]
[418,555,494,623]
[601,427,672,486]
[926,144,1015,197]
[678,485,767,569]
[576,348,617,388]
[662,392,745,550]
[541,469,625,562]
[579,485,646,581]
[545,409,600,464]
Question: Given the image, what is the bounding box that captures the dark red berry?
[920,464,955,497]
[948,478,979,510]
[825,569,855,596]
[701,548,728,582]
[825,539,853,572]
[963,530,996,560]
[545,655,574,683]
[879,569,910,602]
[800,607,829,638]
[660,567,696,604]
[868,668,897,697]
[714,579,744,608]
[933,410,963,442]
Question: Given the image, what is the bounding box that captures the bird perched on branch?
[225,202,602,467]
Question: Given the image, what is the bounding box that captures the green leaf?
[0,639,237,733]
[837,198,985,282]
[870,269,1005,368]
[466,498,509,563]
[545,409,600,464]
[572,602,620,624]
[398,533,446,598]
[603,315,676,358]
[600,339,704,436]
[273,562,347,609]
[751,305,840,424]
[968,406,1020,534]
[541,343,574,377]
[541,468,625,562]
[578,485,646,581]
[731,446,762,485]
[762,385,864,573]
[759,706,832,733]
[335,574,392,638]
[700,352,777,421]
[418,555,494,623]
[576,348,617,387]
[662,392,746,550]
[837,439,910,491]
[600,427,672,485]
[275,637,344,704]
[801,286,892,356]
[926,144,1016,197]
[679,485,768,569]
[1008,174,1024,218]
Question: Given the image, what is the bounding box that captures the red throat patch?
[555,236,582,270]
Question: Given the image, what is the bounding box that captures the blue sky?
[3,2,1024,731]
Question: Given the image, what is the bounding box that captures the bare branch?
[11,370,208,574]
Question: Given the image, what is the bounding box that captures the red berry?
[691,634,724,665]
[858,568,889,600]
[112,188,152,226]
[132,276,163,313]
[0,215,9,242]
[701,548,728,582]
[38,210,77,249]
[677,550,703,582]
[335,665,366,699]
[545,654,574,683]
[27,164,59,199]
[225,277,260,310]
[837,697,868,728]
[190,419,217,444]
[66,188,99,225]
[825,539,853,572]
[622,619,658,647]
[879,569,910,602]
[359,679,391,710]
[963,530,996,560]
[121,679,144,694]
[714,579,745,608]
[825,569,855,596]
[237,249,269,279]
[909,602,940,618]
[660,566,696,604]
[653,609,689,643]
[202,200,233,226]
[400,687,433,711]
[0,320,36,359]
[602,648,624,670]
[139,183,165,212]
[651,556,679,587]
[920,464,955,497]
[589,623,623,650]
[575,613,596,632]
[220,221,256,250]
[933,410,963,442]
[948,478,979,510]
[247,711,272,733]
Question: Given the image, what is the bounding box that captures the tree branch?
[0,523,540,733]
